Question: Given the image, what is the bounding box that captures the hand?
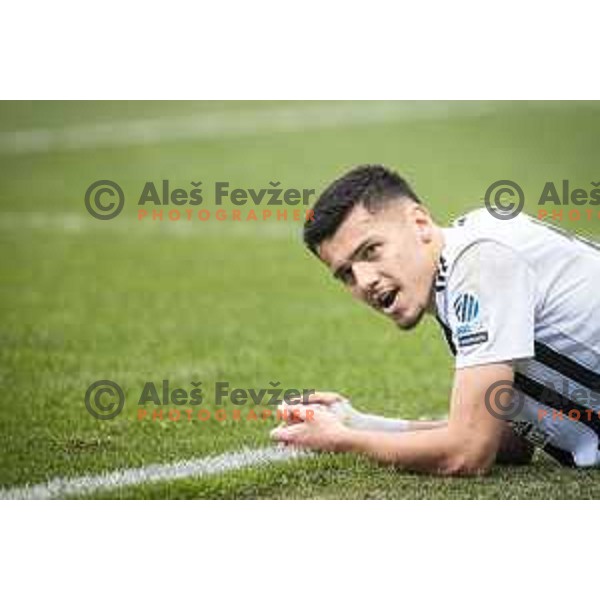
[270,404,349,452]
[277,390,356,428]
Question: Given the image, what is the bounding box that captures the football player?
[271,165,600,474]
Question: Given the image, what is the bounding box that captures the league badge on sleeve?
[453,292,489,348]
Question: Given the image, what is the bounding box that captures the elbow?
[438,428,500,476]
[440,447,496,477]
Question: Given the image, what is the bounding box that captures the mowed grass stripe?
[0,212,301,238]
[0,101,499,155]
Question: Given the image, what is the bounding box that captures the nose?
[352,262,378,297]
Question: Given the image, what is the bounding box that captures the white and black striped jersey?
[435,208,600,467]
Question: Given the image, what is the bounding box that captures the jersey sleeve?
[445,240,537,368]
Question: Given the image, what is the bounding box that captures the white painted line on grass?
[0,446,311,500]
[0,102,500,155]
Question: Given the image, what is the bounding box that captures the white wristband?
[329,400,410,432]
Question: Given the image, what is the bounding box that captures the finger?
[288,404,322,423]
[276,402,324,423]
[270,425,286,441]
[274,405,301,424]
[301,391,346,406]
[278,392,336,408]
[270,423,306,443]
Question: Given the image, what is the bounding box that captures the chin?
[393,308,425,331]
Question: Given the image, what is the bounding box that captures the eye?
[361,243,380,261]
[336,266,355,286]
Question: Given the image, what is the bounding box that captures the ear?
[409,203,434,243]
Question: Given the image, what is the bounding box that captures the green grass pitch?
[2,100,600,498]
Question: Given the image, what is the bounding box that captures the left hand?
[270,404,349,452]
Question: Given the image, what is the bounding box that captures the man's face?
[318,200,439,330]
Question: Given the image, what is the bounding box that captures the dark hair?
[303,165,421,255]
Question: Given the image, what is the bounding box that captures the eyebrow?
[332,239,372,280]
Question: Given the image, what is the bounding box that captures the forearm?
[338,402,447,432]
[337,426,493,475]
[350,414,447,432]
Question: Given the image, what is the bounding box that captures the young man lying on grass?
[271,165,600,475]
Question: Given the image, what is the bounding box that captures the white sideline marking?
[0,102,499,155]
[0,446,311,500]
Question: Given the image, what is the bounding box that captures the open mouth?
[378,289,399,312]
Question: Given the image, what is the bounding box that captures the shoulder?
[434,212,538,330]
[441,208,537,283]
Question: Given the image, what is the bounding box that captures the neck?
[425,224,446,315]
